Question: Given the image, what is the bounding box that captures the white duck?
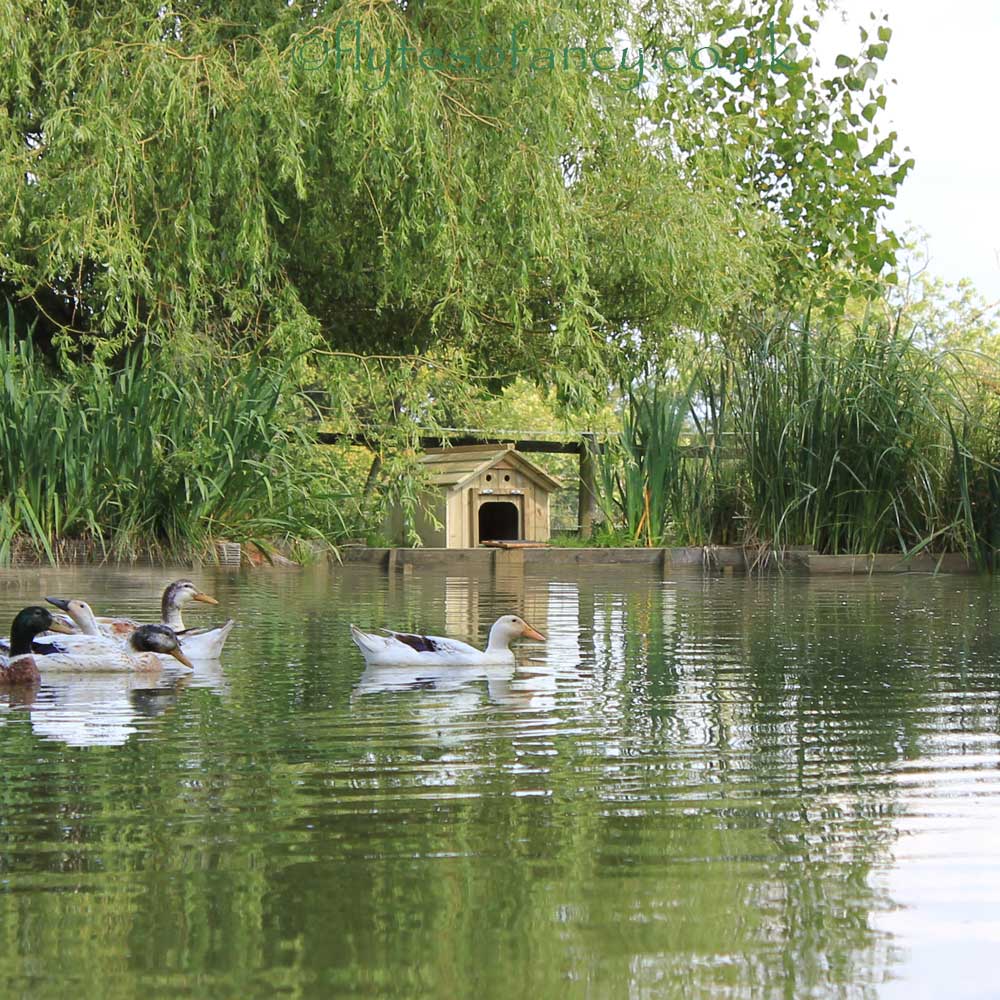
[28,601,192,672]
[350,615,546,667]
[58,581,234,659]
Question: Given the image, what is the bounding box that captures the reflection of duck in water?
[350,615,545,667]
[27,672,193,747]
[353,659,555,714]
[354,661,502,696]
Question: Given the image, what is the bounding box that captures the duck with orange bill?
[350,615,546,667]
[60,580,235,659]
[43,597,207,669]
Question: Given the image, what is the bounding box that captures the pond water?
[1,563,1000,998]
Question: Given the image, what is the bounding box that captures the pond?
[1,563,999,998]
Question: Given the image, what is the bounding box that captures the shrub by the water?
[597,315,1000,563]
[0,307,346,563]
[730,318,964,555]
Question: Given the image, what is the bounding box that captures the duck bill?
[46,596,72,612]
[169,647,195,669]
[193,592,219,606]
[522,624,546,642]
[47,619,76,635]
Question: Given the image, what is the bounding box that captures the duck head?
[161,580,218,629]
[130,624,194,669]
[2,607,75,685]
[46,597,102,636]
[486,615,546,652]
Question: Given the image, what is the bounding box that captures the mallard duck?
[0,625,72,658]
[350,615,546,667]
[57,580,235,659]
[1,607,76,685]
[41,598,196,670]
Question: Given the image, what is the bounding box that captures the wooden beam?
[317,431,591,455]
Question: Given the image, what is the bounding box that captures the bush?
[0,304,349,562]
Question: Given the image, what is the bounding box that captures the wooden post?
[577,432,598,540]
[362,454,382,501]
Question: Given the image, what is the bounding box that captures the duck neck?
[73,605,101,636]
[485,623,514,654]
[9,626,37,658]
[162,590,185,630]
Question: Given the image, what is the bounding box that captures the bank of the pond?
[340,546,979,575]
[5,539,979,575]
[4,538,303,569]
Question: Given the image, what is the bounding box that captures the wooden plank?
[481,540,548,549]
[317,431,587,455]
[422,461,495,474]
[425,462,493,478]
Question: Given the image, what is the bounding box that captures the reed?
[943,392,1000,568]
[0,305,345,563]
[729,317,971,555]
[597,315,1000,562]
[597,377,735,546]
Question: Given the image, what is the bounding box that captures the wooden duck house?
[387,444,562,548]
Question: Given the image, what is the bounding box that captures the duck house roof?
[419,444,562,492]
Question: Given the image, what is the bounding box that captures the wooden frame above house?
[386,444,562,548]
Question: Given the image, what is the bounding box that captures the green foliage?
[729,317,968,555]
[596,374,740,548]
[0,2,921,551]
[0,1,908,395]
[0,0,774,396]
[594,313,1000,563]
[944,398,1000,569]
[643,0,913,306]
[0,304,347,563]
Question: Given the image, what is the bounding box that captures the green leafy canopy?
[1,1,909,393]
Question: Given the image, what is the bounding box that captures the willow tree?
[1,1,909,399]
[0,3,755,384]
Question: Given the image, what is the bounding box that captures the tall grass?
[730,318,974,555]
[596,315,1000,562]
[0,305,346,563]
[943,392,1000,568]
[597,378,737,546]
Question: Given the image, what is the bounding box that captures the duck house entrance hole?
[478,500,519,543]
